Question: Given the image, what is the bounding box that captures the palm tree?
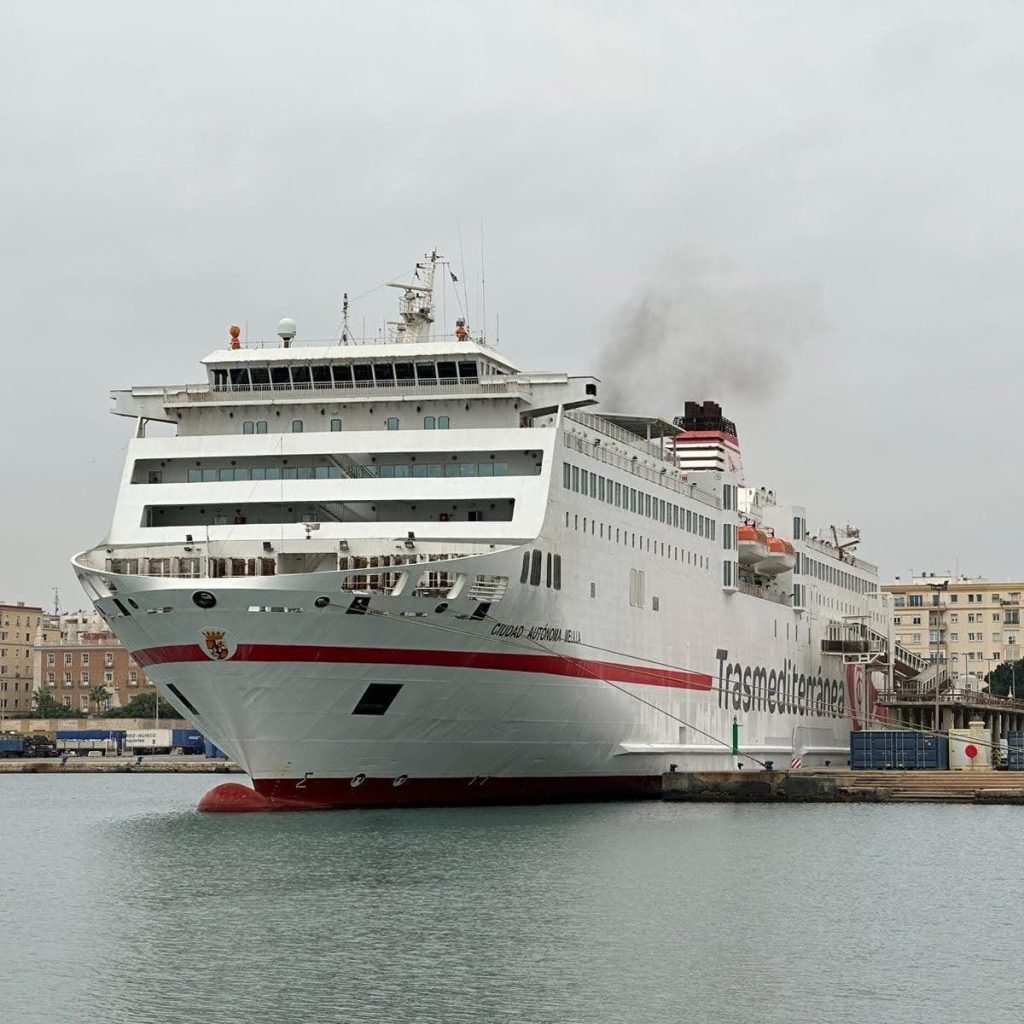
[89,685,112,713]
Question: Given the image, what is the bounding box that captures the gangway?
[820,618,930,687]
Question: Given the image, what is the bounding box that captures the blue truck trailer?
[172,729,205,755]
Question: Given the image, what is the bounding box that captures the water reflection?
[2,777,1021,1024]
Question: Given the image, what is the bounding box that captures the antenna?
[52,587,61,615]
[341,292,350,344]
[480,219,487,343]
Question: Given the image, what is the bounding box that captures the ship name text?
[716,651,844,718]
[491,622,582,644]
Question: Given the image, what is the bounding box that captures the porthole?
[350,773,366,788]
[192,591,217,609]
[314,596,331,609]
[435,602,449,614]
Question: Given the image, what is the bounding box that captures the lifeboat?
[755,537,797,576]
[737,525,770,566]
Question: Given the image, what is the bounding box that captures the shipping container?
[850,731,949,770]
[125,729,173,754]
[0,738,25,758]
[171,729,205,754]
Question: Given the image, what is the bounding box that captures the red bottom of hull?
[199,775,662,812]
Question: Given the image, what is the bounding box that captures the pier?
[661,768,1024,804]
[0,756,241,774]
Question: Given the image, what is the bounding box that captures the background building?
[882,575,1023,690]
[0,602,45,716]
[32,609,152,714]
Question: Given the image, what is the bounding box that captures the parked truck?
[171,729,205,755]
[22,736,59,757]
[56,729,126,756]
[1,735,59,758]
[125,729,174,755]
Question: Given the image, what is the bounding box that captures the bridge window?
[250,367,270,387]
[354,364,373,383]
[438,361,457,382]
[229,368,250,390]
[458,360,478,382]
[332,364,353,384]
[270,366,290,389]
[395,362,415,382]
[374,363,395,383]
[311,365,332,387]
[416,362,437,384]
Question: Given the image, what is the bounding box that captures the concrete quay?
[0,756,241,774]
[661,768,1024,805]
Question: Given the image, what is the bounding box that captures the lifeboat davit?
[755,537,797,576]
[737,525,770,566]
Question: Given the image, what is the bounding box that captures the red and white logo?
[198,629,236,661]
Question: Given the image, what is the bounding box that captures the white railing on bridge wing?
[151,378,533,403]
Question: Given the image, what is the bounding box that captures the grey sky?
[2,1,1022,608]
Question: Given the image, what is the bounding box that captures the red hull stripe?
[135,642,712,690]
[239,774,664,810]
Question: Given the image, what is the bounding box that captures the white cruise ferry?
[74,252,924,809]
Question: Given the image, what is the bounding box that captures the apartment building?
[882,575,1022,686]
[0,602,45,715]
[32,609,152,714]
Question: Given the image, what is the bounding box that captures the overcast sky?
[2,0,1023,610]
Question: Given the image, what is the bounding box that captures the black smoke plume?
[597,254,823,416]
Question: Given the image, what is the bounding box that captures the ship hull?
[75,556,860,810]
[250,773,662,810]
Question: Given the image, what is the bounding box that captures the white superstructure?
[74,253,918,808]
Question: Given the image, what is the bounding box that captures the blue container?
[0,738,25,755]
[850,731,948,770]
[172,729,204,752]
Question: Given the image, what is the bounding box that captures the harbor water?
[1,775,1019,1024]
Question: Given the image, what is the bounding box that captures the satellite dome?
[277,317,297,342]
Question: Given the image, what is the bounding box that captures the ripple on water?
[1,776,1021,1024]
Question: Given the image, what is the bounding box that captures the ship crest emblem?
[199,629,235,661]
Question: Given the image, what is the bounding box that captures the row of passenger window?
[520,550,562,589]
[214,360,482,391]
[567,511,710,569]
[184,461,511,483]
[799,555,871,594]
[563,461,717,541]
[376,463,509,478]
[242,416,452,434]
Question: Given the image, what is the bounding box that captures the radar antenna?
[385,251,446,344]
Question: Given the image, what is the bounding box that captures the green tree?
[89,685,112,713]
[985,659,1024,698]
[102,691,178,719]
[33,689,83,718]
